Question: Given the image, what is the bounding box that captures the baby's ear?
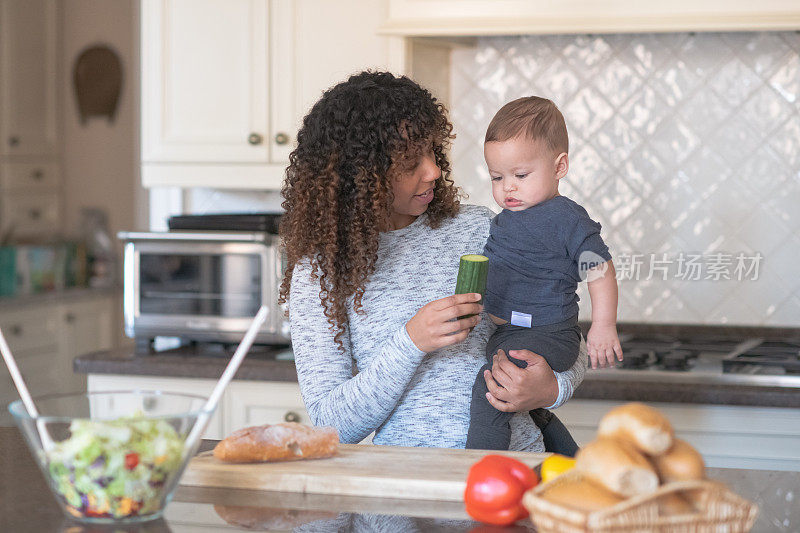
[555,152,569,179]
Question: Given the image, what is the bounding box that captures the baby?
[465,96,622,455]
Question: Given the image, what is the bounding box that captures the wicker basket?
[522,471,759,533]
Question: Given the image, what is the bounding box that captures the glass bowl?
[9,390,213,524]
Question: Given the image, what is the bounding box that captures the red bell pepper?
[464,455,539,526]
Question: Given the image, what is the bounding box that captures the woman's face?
[389,148,441,230]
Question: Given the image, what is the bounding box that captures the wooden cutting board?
[181,444,547,501]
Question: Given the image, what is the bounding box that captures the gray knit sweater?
[289,204,587,451]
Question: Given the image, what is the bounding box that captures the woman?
[279,71,586,451]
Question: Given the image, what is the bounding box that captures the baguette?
[597,402,674,456]
[652,438,705,483]
[214,505,338,529]
[213,422,339,463]
[575,437,660,498]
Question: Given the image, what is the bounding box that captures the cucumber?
[455,254,488,319]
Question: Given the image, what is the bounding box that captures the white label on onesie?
[510,311,532,328]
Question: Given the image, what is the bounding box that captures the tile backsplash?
[449,32,800,327]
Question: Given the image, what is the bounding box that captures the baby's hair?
[485,96,568,155]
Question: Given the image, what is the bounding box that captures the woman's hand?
[484,349,558,412]
[406,293,483,353]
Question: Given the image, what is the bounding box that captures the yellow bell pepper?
[540,454,576,483]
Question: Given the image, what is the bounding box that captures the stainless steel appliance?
[119,230,289,346]
[587,334,800,388]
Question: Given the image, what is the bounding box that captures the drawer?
[0,193,60,238]
[0,162,60,190]
[0,306,59,354]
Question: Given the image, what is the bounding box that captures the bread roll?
[213,422,339,463]
[575,437,659,497]
[532,477,624,512]
[652,438,705,483]
[597,402,674,456]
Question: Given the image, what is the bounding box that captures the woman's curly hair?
[278,71,461,351]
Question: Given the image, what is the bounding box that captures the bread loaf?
[575,437,660,497]
[652,438,705,483]
[213,422,339,463]
[214,505,337,529]
[597,402,674,456]
[532,477,624,512]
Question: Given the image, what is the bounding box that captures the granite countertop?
[75,343,800,408]
[74,343,298,381]
[0,427,796,532]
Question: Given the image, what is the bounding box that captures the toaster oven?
[119,231,289,346]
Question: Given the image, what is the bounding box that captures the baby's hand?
[586,323,623,369]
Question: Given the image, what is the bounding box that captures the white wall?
[60,0,147,242]
[450,32,800,327]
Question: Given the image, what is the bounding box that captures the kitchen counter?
[0,427,797,532]
[75,345,800,408]
[74,344,297,382]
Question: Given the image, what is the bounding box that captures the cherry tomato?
[125,452,139,470]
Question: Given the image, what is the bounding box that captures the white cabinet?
[141,0,272,164]
[0,0,61,239]
[0,293,117,425]
[59,297,115,394]
[141,0,400,189]
[382,0,800,36]
[225,380,309,431]
[0,0,58,157]
[554,399,800,472]
[87,377,311,442]
[87,374,226,440]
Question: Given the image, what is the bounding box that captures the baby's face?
[484,137,567,211]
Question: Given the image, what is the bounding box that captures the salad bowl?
[9,390,212,524]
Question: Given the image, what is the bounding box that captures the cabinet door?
[0,0,58,156]
[141,0,269,163]
[226,381,309,434]
[60,297,115,394]
[0,306,59,425]
[87,374,226,440]
[293,0,396,126]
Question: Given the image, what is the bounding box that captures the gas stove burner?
[722,339,800,375]
[620,348,655,370]
[658,349,697,371]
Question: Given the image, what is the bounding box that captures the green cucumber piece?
[455,254,488,319]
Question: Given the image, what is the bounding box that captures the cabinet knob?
[248,132,264,145]
[32,169,44,181]
[8,136,19,147]
[274,132,289,145]
[65,313,76,324]
[10,325,22,336]
[283,411,300,423]
[29,209,41,221]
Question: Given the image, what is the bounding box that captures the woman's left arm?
[483,340,588,412]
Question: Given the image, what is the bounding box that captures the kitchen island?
[1,427,797,532]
